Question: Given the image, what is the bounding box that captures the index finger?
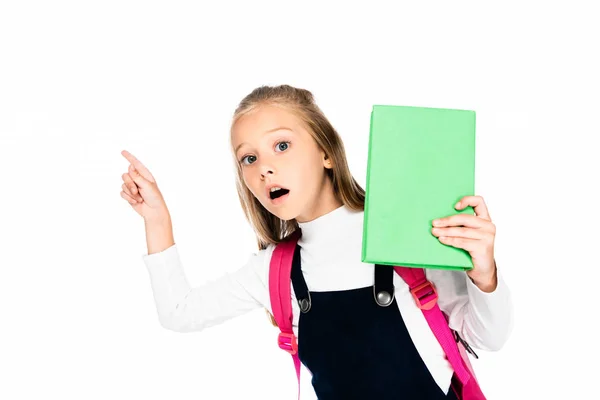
[121,150,156,183]
[457,195,491,221]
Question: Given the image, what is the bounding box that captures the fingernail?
[432,219,440,226]
[455,202,461,208]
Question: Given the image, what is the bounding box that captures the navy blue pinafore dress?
[291,244,458,400]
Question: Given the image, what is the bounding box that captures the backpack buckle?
[410,280,438,310]
[278,332,298,355]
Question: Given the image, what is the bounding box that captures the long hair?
[230,84,365,250]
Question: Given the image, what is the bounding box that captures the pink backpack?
[268,231,486,400]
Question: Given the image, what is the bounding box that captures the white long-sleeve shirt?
[142,204,513,393]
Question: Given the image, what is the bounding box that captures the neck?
[295,176,342,223]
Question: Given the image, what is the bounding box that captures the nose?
[260,164,274,179]
[259,159,275,179]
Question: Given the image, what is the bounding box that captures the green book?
[361,105,476,271]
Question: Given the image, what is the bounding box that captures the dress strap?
[374,264,395,307]
[290,244,312,313]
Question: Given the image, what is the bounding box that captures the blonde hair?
[230,84,365,251]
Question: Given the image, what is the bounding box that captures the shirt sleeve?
[427,263,514,351]
[141,243,270,333]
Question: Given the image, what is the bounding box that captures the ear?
[322,152,333,169]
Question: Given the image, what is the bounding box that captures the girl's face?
[231,104,340,222]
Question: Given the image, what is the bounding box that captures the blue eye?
[241,155,257,165]
[276,141,290,152]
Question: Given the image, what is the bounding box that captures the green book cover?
[361,105,476,270]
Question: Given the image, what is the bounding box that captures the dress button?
[299,298,311,313]
[376,291,392,306]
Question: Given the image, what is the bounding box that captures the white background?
[1,1,598,399]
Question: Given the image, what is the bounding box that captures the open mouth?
[269,187,290,200]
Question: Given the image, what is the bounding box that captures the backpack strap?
[268,230,302,400]
[393,266,472,386]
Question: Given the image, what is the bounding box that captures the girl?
[120,85,513,399]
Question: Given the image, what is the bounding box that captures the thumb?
[129,164,152,189]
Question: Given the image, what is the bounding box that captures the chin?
[266,207,298,222]
[258,193,299,222]
[259,201,297,222]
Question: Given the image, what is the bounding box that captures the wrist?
[144,213,175,255]
[144,211,171,226]
[470,264,498,293]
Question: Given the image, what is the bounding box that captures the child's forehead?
[232,106,306,141]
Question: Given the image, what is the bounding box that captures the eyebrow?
[234,127,293,154]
